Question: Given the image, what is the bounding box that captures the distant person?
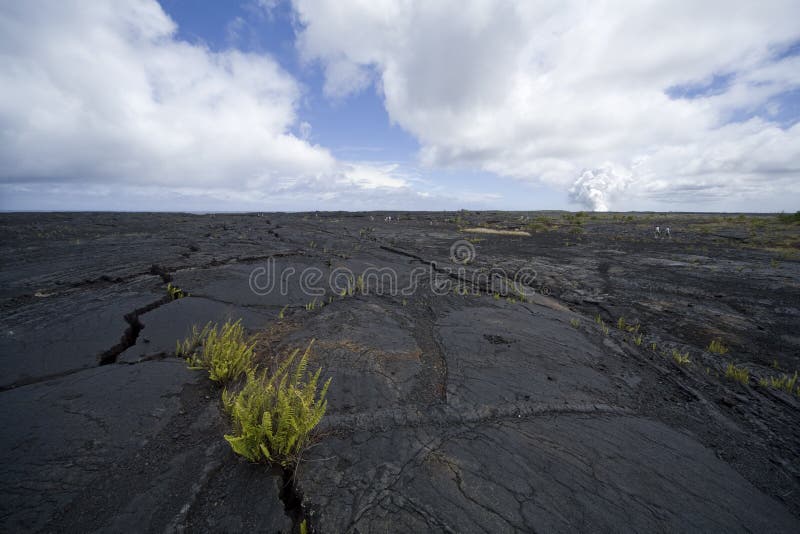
[655,226,661,238]
[665,226,671,238]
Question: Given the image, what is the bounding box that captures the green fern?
[182,319,255,384]
[224,340,331,466]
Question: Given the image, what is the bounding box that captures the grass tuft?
[671,349,691,365]
[758,371,798,395]
[725,363,749,385]
[707,338,729,354]
[570,318,581,328]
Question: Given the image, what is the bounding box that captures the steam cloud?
[568,165,634,212]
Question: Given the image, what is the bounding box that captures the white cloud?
[293,0,800,210]
[0,1,336,190]
[0,0,451,210]
[4,0,799,212]
[225,16,247,45]
[340,162,408,189]
[298,121,312,140]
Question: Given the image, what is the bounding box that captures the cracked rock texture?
[1,211,798,533]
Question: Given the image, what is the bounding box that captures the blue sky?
[162,0,423,163]
[1,1,799,212]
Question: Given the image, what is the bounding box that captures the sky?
[1,1,799,212]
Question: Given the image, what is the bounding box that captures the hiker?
[655,226,661,238]
[665,226,671,238]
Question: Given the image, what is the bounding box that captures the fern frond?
[222,339,331,467]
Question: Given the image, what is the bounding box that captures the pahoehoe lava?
[0,211,798,533]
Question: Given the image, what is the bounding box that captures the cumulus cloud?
[293,0,800,210]
[0,1,337,190]
[4,0,799,211]
[0,0,443,209]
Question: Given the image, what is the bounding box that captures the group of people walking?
[655,226,671,238]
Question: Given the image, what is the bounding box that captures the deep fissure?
[98,295,171,365]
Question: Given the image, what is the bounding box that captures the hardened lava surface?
[1,211,798,532]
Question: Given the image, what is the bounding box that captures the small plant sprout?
[493,292,500,300]
[633,334,643,346]
[305,298,317,311]
[758,371,798,395]
[594,314,603,325]
[616,316,626,330]
[224,340,331,467]
[725,363,749,385]
[278,304,288,320]
[599,320,609,336]
[167,283,188,300]
[707,338,729,354]
[182,319,255,384]
[570,318,581,328]
[650,342,657,352]
[176,322,213,358]
[402,298,407,306]
[672,349,691,365]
